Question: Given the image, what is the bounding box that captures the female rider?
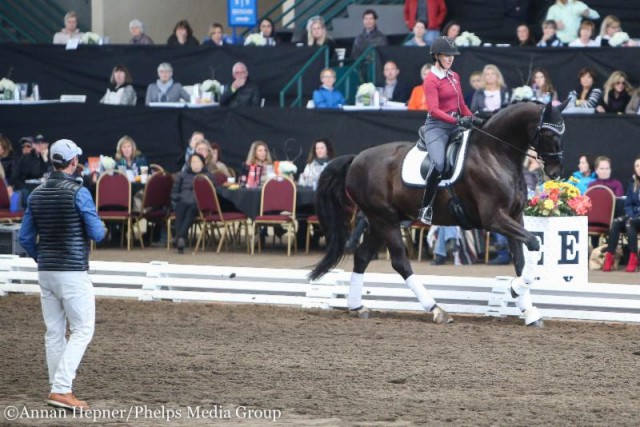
[418,36,479,224]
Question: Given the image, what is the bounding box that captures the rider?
[418,36,479,224]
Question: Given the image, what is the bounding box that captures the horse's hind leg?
[348,228,385,311]
[508,236,544,327]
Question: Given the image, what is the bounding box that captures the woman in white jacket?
[298,138,335,188]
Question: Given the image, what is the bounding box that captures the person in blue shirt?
[19,139,105,411]
[570,153,596,194]
[312,68,345,109]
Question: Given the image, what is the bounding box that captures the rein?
[469,125,539,161]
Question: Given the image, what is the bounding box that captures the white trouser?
[39,270,95,394]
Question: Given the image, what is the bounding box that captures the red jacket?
[423,67,472,124]
[404,0,447,31]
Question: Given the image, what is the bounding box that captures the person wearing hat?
[19,139,105,411]
[10,137,49,206]
[417,36,482,225]
[35,134,51,171]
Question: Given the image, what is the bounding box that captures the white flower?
[201,79,221,94]
[356,83,376,97]
[609,31,630,47]
[100,155,116,172]
[278,161,297,174]
[81,32,101,44]
[454,31,481,47]
[244,33,266,46]
[511,85,534,101]
[0,78,16,92]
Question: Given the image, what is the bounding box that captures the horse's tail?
[308,154,357,281]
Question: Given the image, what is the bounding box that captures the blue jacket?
[312,86,345,109]
[571,170,596,195]
[624,178,640,218]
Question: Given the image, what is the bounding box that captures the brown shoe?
[46,392,89,410]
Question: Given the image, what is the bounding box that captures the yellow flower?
[543,199,555,210]
[568,176,579,184]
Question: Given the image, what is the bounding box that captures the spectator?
[241,140,273,185]
[306,16,335,58]
[596,71,632,114]
[545,0,600,45]
[145,62,190,105]
[514,23,536,46]
[407,63,432,111]
[441,21,461,40]
[587,155,624,196]
[572,67,602,109]
[523,149,544,194]
[570,153,596,194]
[602,155,640,272]
[530,67,558,104]
[0,134,16,186]
[464,70,483,106]
[11,137,49,205]
[53,11,83,45]
[129,19,154,45]
[597,15,621,47]
[312,68,345,109]
[182,131,205,165]
[100,65,136,106]
[114,135,148,174]
[378,60,410,104]
[298,138,336,188]
[202,23,225,46]
[536,20,563,47]
[351,9,388,59]
[219,62,261,108]
[208,142,232,177]
[167,20,199,46]
[403,0,447,46]
[171,153,213,254]
[470,64,510,114]
[245,18,278,46]
[429,226,463,266]
[404,20,428,47]
[568,20,598,47]
[625,87,640,115]
[34,134,51,173]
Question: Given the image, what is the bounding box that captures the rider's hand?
[471,116,485,127]
[456,116,473,129]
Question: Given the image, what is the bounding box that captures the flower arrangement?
[511,85,534,102]
[100,155,116,172]
[201,79,221,95]
[278,160,297,176]
[244,33,266,46]
[525,178,591,217]
[609,31,630,47]
[454,31,482,47]
[0,78,16,100]
[355,82,376,106]
[81,32,101,44]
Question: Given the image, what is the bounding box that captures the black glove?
[456,116,473,129]
[472,116,485,127]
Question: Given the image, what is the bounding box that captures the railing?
[279,45,329,108]
[0,0,68,43]
[334,45,378,104]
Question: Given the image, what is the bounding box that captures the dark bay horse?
[310,100,570,326]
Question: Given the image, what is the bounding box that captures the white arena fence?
[1,255,640,323]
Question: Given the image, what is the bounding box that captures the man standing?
[404,0,447,46]
[378,61,411,104]
[351,9,388,59]
[19,139,105,410]
[220,62,261,108]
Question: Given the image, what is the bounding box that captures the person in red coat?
[404,0,447,46]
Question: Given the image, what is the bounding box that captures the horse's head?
[532,98,570,179]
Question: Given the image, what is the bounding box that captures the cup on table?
[227,177,236,184]
[140,166,149,184]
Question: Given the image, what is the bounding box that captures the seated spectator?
[404,20,428,47]
[470,64,510,114]
[0,134,16,186]
[625,87,640,115]
[430,226,463,266]
[114,135,148,174]
[513,23,536,47]
[100,65,137,106]
[403,0,446,46]
[587,155,624,196]
[407,63,432,111]
[568,20,598,47]
[167,20,199,46]
[245,18,278,46]
[602,155,640,272]
[129,19,154,45]
[208,142,232,177]
[530,67,558,104]
[378,60,410,104]
[11,137,48,205]
[464,71,483,106]
[351,9,388,59]
[570,153,596,194]
[572,67,602,108]
[545,0,600,45]
[145,62,190,105]
[241,140,273,185]
[34,135,51,173]
[597,15,621,47]
[523,149,544,194]
[298,138,336,188]
[219,62,261,108]
[312,68,345,109]
[306,16,335,59]
[536,20,563,47]
[596,71,632,114]
[53,11,83,45]
[171,153,213,254]
[202,23,225,46]
[442,20,461,40]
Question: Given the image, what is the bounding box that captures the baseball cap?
[20,136,34,146]
[35,134,46,143]
[51,139,83,164]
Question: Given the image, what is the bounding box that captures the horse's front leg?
[381,224,452,324]
[508,236,544,327]
[484,210,539,252]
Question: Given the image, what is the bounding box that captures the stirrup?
[418,206,433,225]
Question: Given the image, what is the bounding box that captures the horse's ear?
[556,96,571,112]
[542,101,553,121]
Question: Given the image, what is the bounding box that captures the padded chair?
[192,174,249,253]
[133,170,173,249]
[252,176,297,256]
[584,185,616,246]
[94,171,132,250]
[0,179,23,223]
[305,214,320,253]
[212,172,228,186]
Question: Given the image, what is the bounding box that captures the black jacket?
[220,81,261,107]
[10,151,48,188]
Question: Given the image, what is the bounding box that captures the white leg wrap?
[406,274,436,311]
[521,243,540,285]
[511,277,533,311]
[523,307,543,325]
[348,273,364,310]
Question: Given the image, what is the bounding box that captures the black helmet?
[430,36,460,56]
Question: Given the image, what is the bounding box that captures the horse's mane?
[482,100,544,128]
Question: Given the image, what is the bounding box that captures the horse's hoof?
[432,306,454,324]
[350,306,371,319]
[523,307,543,327]
[527,319,544,328]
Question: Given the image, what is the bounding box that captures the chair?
[584,185,616,246]
[212,172,228,186]
[192,174,249,253]
[252,176,297,256]
[407,220,430,261]
[305,214,320,253]
[149,163,165,173]
[94,171,132,250]
[133,170,173,249]
[0,179,23,223]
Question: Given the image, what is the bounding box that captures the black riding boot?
[417,164,441,225]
